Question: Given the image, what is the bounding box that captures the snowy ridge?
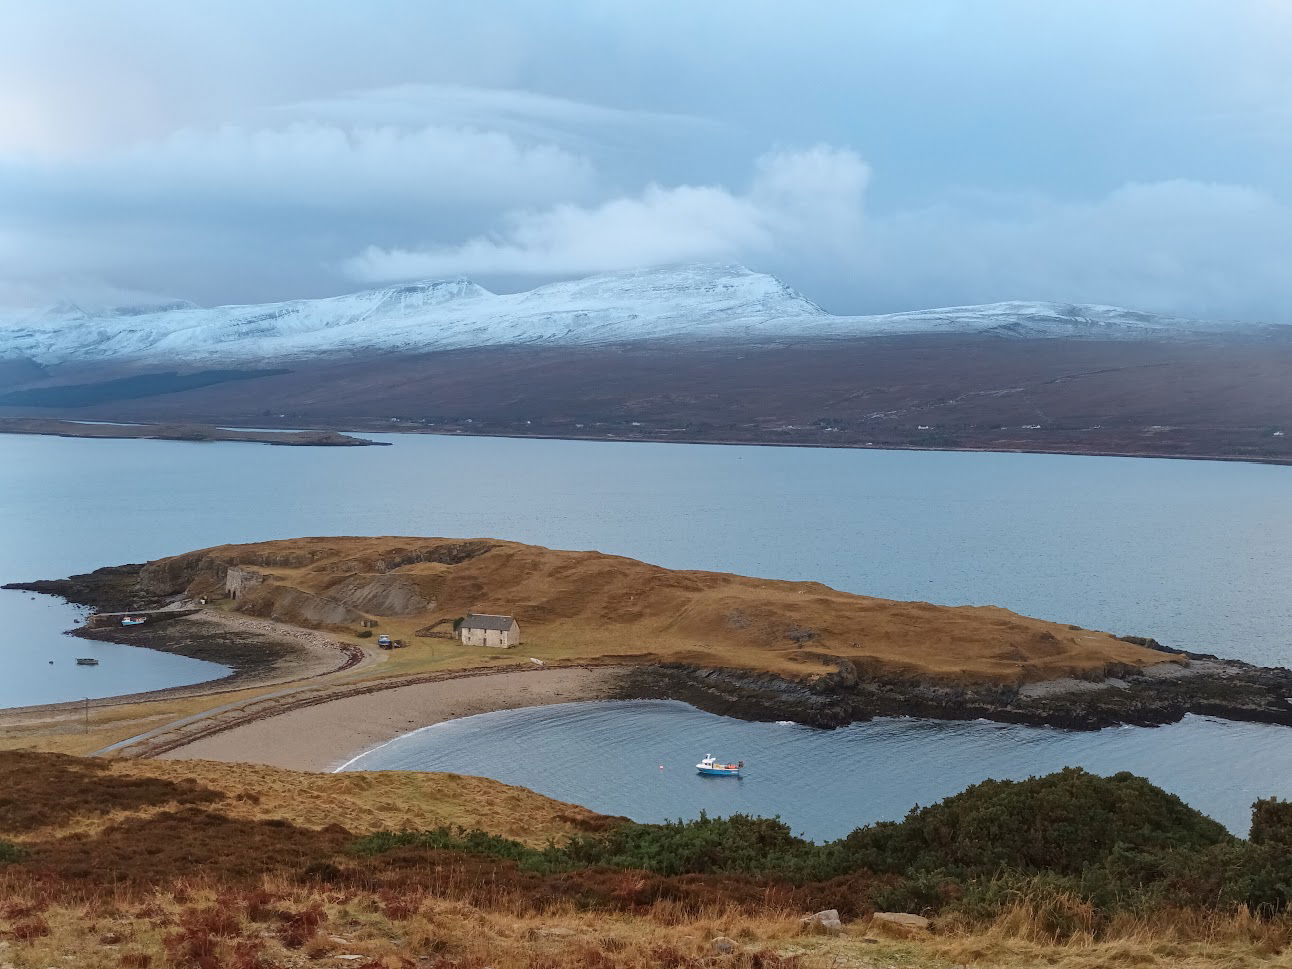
[0,265,1263,365]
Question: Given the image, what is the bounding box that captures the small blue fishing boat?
[696,755,744,777]
[120,616,146,627]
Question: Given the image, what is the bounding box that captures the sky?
[2,0,1291,320]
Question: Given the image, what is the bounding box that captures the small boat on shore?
[76,657,99,666]
[696,755,743,777]
[120,616,146,626]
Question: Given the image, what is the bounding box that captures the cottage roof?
[460,613,516,631]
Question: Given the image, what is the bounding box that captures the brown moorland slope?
[3,751,1292,968]
[138,535,1169,685]
[0,750,608,848]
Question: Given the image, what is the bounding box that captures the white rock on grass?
[800,909,843,934]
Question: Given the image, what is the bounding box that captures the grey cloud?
[345,146,865,280]
[271,84,715,151]
[5,122,594,217]
[0,89,613,305]
[860,180,1292,322]
[347,150,1292,325]
[3,2,1292,321]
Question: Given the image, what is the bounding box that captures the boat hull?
[696,767,741,777]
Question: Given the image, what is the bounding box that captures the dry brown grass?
[6,879,1292,969]
[165,536,1169,685]
[924,899,1292,968]
[0,685,292,757]
[4,752,1292,968]
[111,757,616,844]
[0,752,609,847]
[0,880,826,969]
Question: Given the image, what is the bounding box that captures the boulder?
[870,912,930,937]
[800,909,843,934]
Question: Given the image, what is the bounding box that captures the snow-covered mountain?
[0,265,1260,366]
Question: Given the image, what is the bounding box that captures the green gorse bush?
[352,768,1292,922]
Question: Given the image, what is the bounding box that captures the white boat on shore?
[696,754,743,777]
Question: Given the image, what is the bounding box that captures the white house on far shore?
[457,613,521,648]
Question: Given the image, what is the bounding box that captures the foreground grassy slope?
[4,752,1292,968]
[143,536,1171,684]
[0,751,609,848]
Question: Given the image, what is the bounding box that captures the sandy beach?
[155,665,630,771]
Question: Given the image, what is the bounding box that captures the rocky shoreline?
[3,565,356,702]
[6,562,159,613]
[619,653,1292,731]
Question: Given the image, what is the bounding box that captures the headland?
[4,536,1292,765]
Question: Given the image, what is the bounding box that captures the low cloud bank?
[2,84,1291,322]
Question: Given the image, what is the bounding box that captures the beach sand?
[155,666,629,772]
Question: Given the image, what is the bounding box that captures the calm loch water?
[1,430,1289,827]
[342,699,1292,838]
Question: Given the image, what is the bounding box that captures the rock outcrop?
[800,910,843,935]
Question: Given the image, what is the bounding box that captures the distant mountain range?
[0,264,1287,466]
[0,265,1270,365]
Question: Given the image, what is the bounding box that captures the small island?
[0,417,388,446]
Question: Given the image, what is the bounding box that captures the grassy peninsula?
[6,536,1292,762]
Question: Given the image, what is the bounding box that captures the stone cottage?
[457,613,521,648]
[224,566,265,600]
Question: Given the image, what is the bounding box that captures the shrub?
[1252,797,1292,846]
[350,769,1292,923]
[355,629,373,638]
[276,902,326,948]
[0,840,25,863]
[351,826,534,864]
[837,767,1232,879]
[8,915,49,939]
[1209,842,1292,915]
[542,812,826,878]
